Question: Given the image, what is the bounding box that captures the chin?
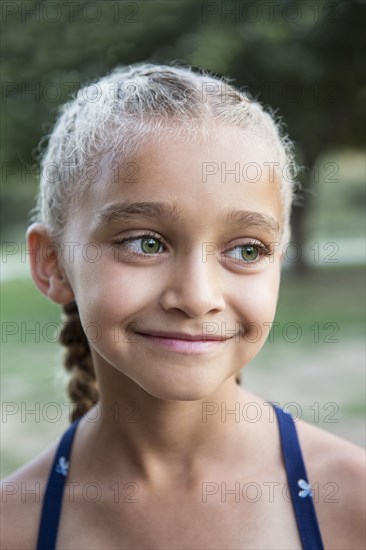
[137,375,222,403]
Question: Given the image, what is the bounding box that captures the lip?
[135,330,233,354]
[135,330,230,341]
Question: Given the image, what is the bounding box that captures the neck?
[79,366,270,487]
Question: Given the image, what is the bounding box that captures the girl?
[1,63,364,549]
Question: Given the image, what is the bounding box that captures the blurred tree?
[1,0,365,270]
[229,0,365,272]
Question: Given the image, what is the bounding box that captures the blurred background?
[1,0,365,477]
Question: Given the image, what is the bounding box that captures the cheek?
[233,267,281,329]
[228,269,280,360]
[73,261,157,327]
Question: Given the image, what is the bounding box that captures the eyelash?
[113,232,273,265]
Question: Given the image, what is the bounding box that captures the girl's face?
[61,127,284,400]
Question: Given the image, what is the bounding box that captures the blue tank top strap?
[36,415,83,550]
[270,402,325,550]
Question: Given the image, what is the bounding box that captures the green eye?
[241,245,259,262]
[141,237,161,254]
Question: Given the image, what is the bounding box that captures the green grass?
[275,265,365,339]
[1,278,61,324]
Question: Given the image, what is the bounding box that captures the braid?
[59,300,99,422]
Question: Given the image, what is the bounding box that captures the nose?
[159,248,226,318]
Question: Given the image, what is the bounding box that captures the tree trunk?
[290,151,319,276]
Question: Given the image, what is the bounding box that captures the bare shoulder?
[1,440,59,550]
[295,418,365,550]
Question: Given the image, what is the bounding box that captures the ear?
[26,223,75,305]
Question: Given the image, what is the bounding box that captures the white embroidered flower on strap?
[298,478,313,498]
[55,456,69,477]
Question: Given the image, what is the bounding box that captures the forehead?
[85,127,283,235]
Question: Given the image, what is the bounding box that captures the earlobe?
[26,223,75,305]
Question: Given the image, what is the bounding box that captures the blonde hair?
[31,62,299,421]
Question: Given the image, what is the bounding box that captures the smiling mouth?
[134,331,233,354]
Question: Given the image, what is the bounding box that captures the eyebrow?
[225,209,280,236]
[97,201,185,225]
[97,200,280,236]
